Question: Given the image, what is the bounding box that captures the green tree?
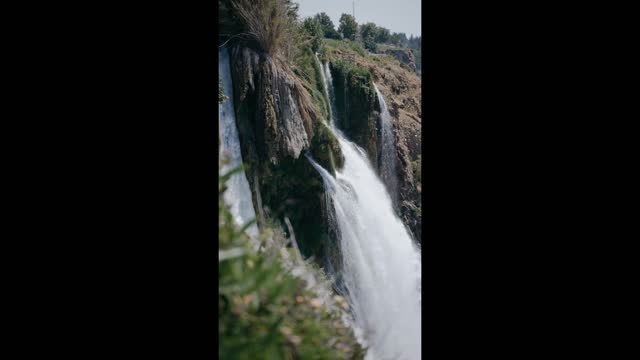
[375,27,391,44]
[408,34,421,49]
[337,14,358,41]
[397,32,408,46]
[314,12,341,39]
[359,22,378,43]
[360,23,378,52]
[363,36,377,52]
[389,32,402,46]
[284,0,299,20]
[302,17,323,53]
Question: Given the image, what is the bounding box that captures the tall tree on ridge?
[338,13,358,41]
[314,12,341,39]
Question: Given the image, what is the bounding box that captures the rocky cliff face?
[229,44,341,260]
[383,48,417,72]
[227,39,422,253]
[230,46,314,164]
[329,60,381,169]
[370,62,422,241]
[367,61,422,243]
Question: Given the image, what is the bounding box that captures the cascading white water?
[374,84,399,207]
[320,58,340,126]
[218,47,260,247]
[313,59,422,360]
[314,53,330,116]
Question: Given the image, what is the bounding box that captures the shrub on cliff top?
[332,59,372,84]
[302,17,323,53]
[221,0,322,137]
[363,37,377,53]
[323,38,366,58]
[228,0,303,61]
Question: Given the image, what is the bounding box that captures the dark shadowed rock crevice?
[329,60,381,169]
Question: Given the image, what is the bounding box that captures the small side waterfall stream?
[374,84,399,207]
[218,47,260,247]
[315,56,422,360]
[318,57,340,126]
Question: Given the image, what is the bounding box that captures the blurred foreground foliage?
[219,166,364,359]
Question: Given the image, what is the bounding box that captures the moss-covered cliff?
[329,60,381,169]
[221,0,421,254]
[228,44,343,261]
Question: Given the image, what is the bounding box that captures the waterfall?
[314,60,422,360]
[318,51,398,206]
[374,84,399,207]
[218,47,260,248]
[314,53,330,118]
[316,54,340,126]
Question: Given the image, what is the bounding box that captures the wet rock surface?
[328,59,380,169]
[229,45,340,261]
[231,46,312,164]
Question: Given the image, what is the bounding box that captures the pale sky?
[297,0,421,38]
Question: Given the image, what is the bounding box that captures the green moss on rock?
[293,47,344,175]
[329,60,380,167]
[256,156,328,259]
[294,47,330,122]
[229,43,349,263]
[311,123,344,176]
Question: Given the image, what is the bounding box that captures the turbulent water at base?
[219,47,260,247]
[314,57,422,360]
[374,84,399,207]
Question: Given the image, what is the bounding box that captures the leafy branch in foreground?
[219,166,364,359]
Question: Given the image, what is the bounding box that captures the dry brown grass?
[226,0,319,137]
[231,0,306,61]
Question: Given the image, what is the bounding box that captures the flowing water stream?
[218,47,260,248]
[315,57,422,360]
[219,49,421,359]
[374,84,399,208]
